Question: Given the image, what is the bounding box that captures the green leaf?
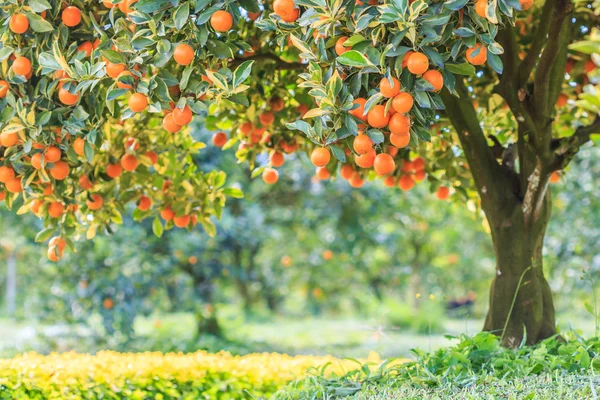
[445,63,476,76]
[173,2,189,30]
[330,145,346,162]
[223,187,244,198]
[238,0,261,13]
[152,217,163,238]
[35,228,54,243]
[233,60,254,88]
[27,13,54,33]
[337,51,372,67]
[29,0,52,12]
[568,40,600,55]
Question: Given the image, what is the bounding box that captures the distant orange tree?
[0,0,598,345]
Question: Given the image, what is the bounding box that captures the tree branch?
[548,116,600,171]
[517,0,554,88]
[229,53,306,70]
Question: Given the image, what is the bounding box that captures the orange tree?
[1,0,599,345]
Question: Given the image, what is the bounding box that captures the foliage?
[385,299,446,334]
[0,350,364,399]
[275,331,600,398]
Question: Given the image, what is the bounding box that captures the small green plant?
[384,299,446,335]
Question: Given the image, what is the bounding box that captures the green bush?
[384,300,446,334]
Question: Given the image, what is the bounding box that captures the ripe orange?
[172,105,193,125]
[0,166,15,183]
[50,161,70,180]
[585,59,597,73]
[73,137,85,156]
[270,96,284,111]
[48,201,65,218]
[392,92,413,114]
[58,87,80,105]
[335,37,349,56]
[316,167,330,180]
[383,175,396,188]
[161,206,175,221]
[174,214,191,228]
[47,246,62,262]
[116,71,134,89]
[9,14,29,34]
[260,111,275,126]
[5,178,22,193]
[212,132,228,147]
[107,163,123,178]
[412,156,425,171]
[350,98,368,121]
[146,151,158,165]
[262,168,279,184]
[240,121,253,135]
[298,104,309,117]
[174,44,194,66]
[79,175,93,190]
[466,43,487,65]
[390,132,410,148]
[103,0,117,8]
[353,134,373,155]
[31,153,44,170]
[248,11,262,20]
[407,52,429,75]
[374,153,395,176]
[389,113,410,135]
[340,164,354,180]
[355,149,376,168]
[119,0,137,14]
[519,0,533,10]
[549,171,561,183]
[423,70,444,91]
[349,173,365,188]
[311,147,331,167]
[45,146,61,162]
[62,6,82,27]
[210,10,233,32]
[138,195,152,211]
[78,41,93,57]
[0,191,5,201]
[1,131,19,147]
[380,77,401,98]
[128,93,148,112]
[12,56,32,77]
[281,139,298,153]
[270,151,285,167]
[274,0,296,19]
[106,62,126,78]
[367,105,391,128]
[436,186,450,200]
[398,174,414,191]
[556,93,568,107]
[49,236,66,252]
[414,169,426,182]
[387,145,399,157]
[402,51,415,69]
[86,194,103,210]
[281,7,299,22]
[0,80,9,98]
[121,154,138,172]
[475,0,487,17]
[163,114,182,133]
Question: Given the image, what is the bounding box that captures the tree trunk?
[194,278,222,337]
[482,193,557,346]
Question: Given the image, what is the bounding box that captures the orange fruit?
[335,37,349,56]
[5,177,22,193]
[380,77,401,98]
[412,156,425,171]
[281,7,299,22]
[1,131,19,147]
[45,146,61,163]
[116,71,134,89]
[86,194,103,210]
[316,167,330,180]
[274,0,296,19]
[398,174,414,191]
[106,163,123,178]
[48,201,65,218]
[47,245,63,262]
[174,214,191,228]
[240,121,253,135]
[31,153,44,170]
[281,139,298,153]
[62,6,82,27]
[373,153,395,176]
[9,14,29,34]
[402,51,415,69]
[79,175,93,190]
[383,175,396,188]
[353,134,373,155]
[0,166,15,183]
[58,87,80,105]
[50,161,70,180]
[73,137,85,156]
[0,80,9,98]
[310,147,331,167]
[78,41,93,57]
[585,59,597,73]
[210,10,233,32]
[389,113,410,135]
[550,171,561,183]
[401,159,413,173]
[556,93,568,107]
[298,104,309,117]
[0,191,6,201]
[146,151,158,165]
[367,105,390,128]
[128,93,148,112]
[121,154,138,171]
[355,149,376,168]
[407,52,429,75]
[414,169,426,182]
[212,132,228,147]
[350,98,368,121]
[262,168,279,184]
[103,0,117,8]
[260,111,275,126]
[12,56,32,77]
[138,196,152,211]
[49,236,66,252]
[390,132,410,148]
[423,70,444,91]
[387,145,399,157]
[340,164,354,180]
[163,114,182,133]
[270,151,285,167]
[248,11,262,20]
[349,173,365,188]
[270,96,284,111]
[392,92,413,114]
[106,62,126,78]
[475,0,487,17]
[172,105,193,125]
[466,43,487,65]
[436,186,450,200]
[160,207,174,221]
[174,44,194,66]
[519,0,533,10]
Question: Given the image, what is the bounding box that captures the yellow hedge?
[0,351,375,399]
